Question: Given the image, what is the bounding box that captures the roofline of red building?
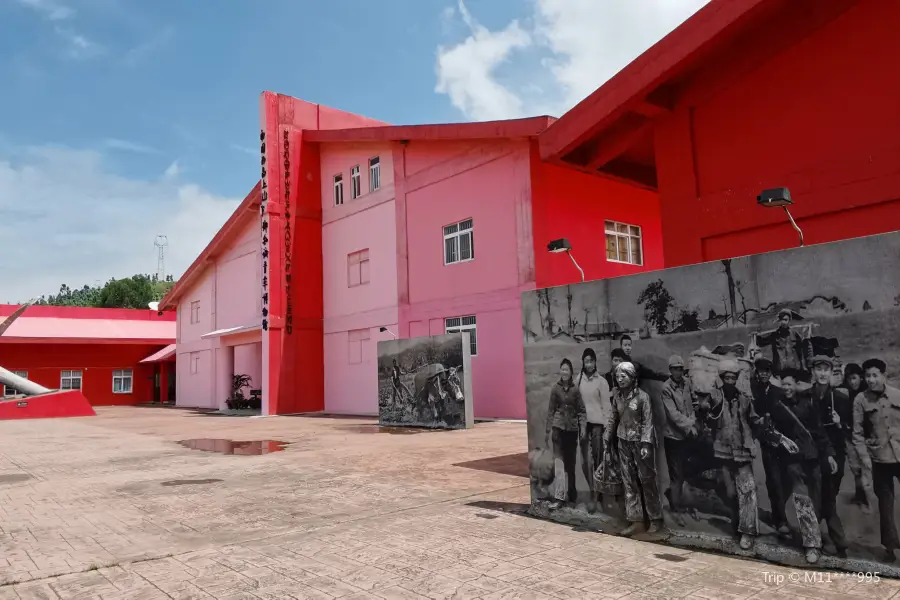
[0,337,174,345]
[160,115,556,312]
[304,115,557,144]
[159,182,261,311]
[0,305,175,321]
[538,0,772,162]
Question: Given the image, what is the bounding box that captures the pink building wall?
[397,139,535,419]
[174,219,263,410]
[321,143,399,414]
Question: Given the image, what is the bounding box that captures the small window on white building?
[351,165,361,199]
[445,316,477,356]
[369,156,380,192]
[190,300,200,324]
[60,370,83,390]
[333,174,344,206]
[2,370,27,397]
[112,369,133,394]
[443,219,474,265]
[347,328,370,364]
[347,249,370,287]
[605,220,643,265]
[190,352,200,375]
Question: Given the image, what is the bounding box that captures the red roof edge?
[159,183,261,311]
[305,116,557,144]
[538,0,771,161]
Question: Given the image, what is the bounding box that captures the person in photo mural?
[779,369,837,564]
[702,360,798,550]
[756,309,807,377]
[750,357,789,534]
[604,348,628,393]
[390,358,412,407]
[852,358,900,563]
[843,363,871,508]
[545,358,586,509]
[577,348,611,512]
[660,354,696,527]
[604,361,664,536]
[619,334,669,383]
[810,355,850,557]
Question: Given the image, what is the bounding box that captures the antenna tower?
[154,235,169,281]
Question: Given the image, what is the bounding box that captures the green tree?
[35,274,177,309]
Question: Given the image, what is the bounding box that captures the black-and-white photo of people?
[843,362,871,507]
[660,354,696,527]
[757,309,807,376]
[605,362,664,536]
[546,358,586,508]
[577,348,611,512]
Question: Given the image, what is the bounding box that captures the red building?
[539,0,900,270]
[0,305,175,406]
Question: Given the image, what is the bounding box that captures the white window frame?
[2,370,27,397]
[60,370,83,390]
[368,156,381,192]
[190,352,200,375]
[350,165,361,199]
[445,316,477,357]
[443,219,474,266]
[604,220,643,266]
[347,328,370,365]
[333,174,344,206]
[190,300,200,324]
[112,369,133,394]
[347,249,370,287]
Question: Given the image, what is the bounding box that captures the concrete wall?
[321,142,399,415]
[175,219,261,410]
[397,139,535,419]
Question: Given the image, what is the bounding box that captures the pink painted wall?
[398,139,535,419]
[321,143,399,415]
[174,219,261,410]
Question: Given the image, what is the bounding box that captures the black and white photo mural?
[522,230,900,573]
[378,332,474,429]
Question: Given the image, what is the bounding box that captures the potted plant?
[226,374,252,410]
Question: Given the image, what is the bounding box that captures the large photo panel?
[523,230,900,572]
[378,332,473,429]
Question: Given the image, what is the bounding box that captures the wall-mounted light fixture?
[547,238,585,282]
[379,326,397,339]
[757,187,804,247]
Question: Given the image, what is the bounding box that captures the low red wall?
[0,342,167,405]
[0,390,95,420]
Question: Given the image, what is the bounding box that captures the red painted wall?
[0,390,95,420]
[653,0,900,267]
[530,143,664,288]
[0,305,175,321]
[0,343,166,406]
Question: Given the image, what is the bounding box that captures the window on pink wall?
[347,329,370,364]
[347,249,370,287]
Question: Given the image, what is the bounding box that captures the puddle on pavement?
[177,439,290,455]
[161,478,223,487]
[337,424,440,435]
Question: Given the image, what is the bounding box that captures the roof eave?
[304,116,557,144]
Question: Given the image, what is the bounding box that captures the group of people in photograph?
[543,309,900,564]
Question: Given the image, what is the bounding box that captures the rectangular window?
[443,219,474,265]
[347,328,370,364]
[347,249,370,287]
[333,174,344,206]
[2,370,27,397]
[190,352,200,375]
[368,156,381,192]
[605,220,643,265]
[60,370,83,390]
[190,300,200,324]
[445,315,477,356]
[351,165,361,199]
[112,369,133,394]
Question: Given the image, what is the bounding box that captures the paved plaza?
[0,407,899,599]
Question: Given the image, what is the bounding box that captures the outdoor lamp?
[547,238,585,282]
[379,326,397,339]
[757,187,804,247]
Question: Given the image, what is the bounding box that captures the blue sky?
[0,0,707,302]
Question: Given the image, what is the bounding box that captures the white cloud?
[121,26,174,67]
[15,0,73,21]
[53,26,105,60]
[163,160,181,179]
[102,138,160,154]
[435,0,711,120]
[0,144,240,302]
